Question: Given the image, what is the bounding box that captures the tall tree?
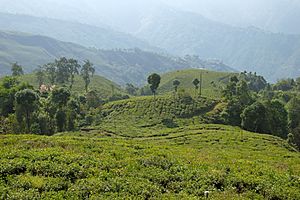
[241,101,269,133]
[265,100,288,138]
[50,87,71,108]
[147,73,161,98]
[81,60,95,93]
[44,63,57,85]
[68,59,81,90]
[55,57,70,84]
[173,80,180,93]
[11,62,24,76]
[35,66,45,87]
[15,89,39,132]
[192,78,200,96]
[286,96,300,131]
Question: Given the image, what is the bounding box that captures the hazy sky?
[0,0,299,34]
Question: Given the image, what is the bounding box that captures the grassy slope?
[95,95,219,137]
[13,74,124,98]
[158,69,234,98]
[1,124,299,199]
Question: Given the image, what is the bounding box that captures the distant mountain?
[161,0,300,35]
[135,8,300,81]
[0,12,156,51]
[0,31,235,85]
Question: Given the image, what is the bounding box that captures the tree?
[265,100,288,138]
[44,63,57,85]
[236,80,252,106]
[15,89,39,132]
[286,96,300,131]
[192,79,200,95]
[55,57,71,84]
[50,87,71,133]
[0,77,32,117]
[35,66,45,87]
[125,83,138,96]
[222,76,239,100]
[147,73,161,98]
[50,87,71,108]
[241,102,269,133]
[68,59,81,90]
[173,80,181,93]
[66,98,80,131]
[81,60,95,93]
[11,62,24,76]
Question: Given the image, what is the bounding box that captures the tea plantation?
[1,124,299,199]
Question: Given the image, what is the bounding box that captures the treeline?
[0,58,102,135]
[0,75,103,134]
[211,72,300,149]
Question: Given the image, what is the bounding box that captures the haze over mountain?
[0,31,234,85]
[0,12,156,51]
[0,0,300,81]
[1,0,299,34]
[135,8,300,81]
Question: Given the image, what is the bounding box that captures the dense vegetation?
[0,59,128,136]
[1,60,300,199]
[0,125,299,199]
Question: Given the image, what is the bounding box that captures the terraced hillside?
[157,69,234,98]
[1,124,299,199]
[94,96,219,137]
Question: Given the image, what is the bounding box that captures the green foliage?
[173,79,180,92]
[50,87,71,108]
[0,125,299,199]
[239,71,267,92]
[15,89,39,132]
[148,73,161,97]
[241,102,269,133]
[265,100,288,138]
[11,62,24,77]
[35,66,45,87]
[286,96,300,130]
[81,60,95,93]
[158,69,232,99]
[273,79,295,91]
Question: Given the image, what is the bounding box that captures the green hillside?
[94,95,218,137]
[14,74,124,98]
[1,125,299,199]
[157,69,234,98]
[136,8,300,81]
[0,30,235,85]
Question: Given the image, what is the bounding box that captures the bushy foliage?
[0,126,299,199]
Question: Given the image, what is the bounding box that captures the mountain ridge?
[0,30,236,85]
[135,8,300,81]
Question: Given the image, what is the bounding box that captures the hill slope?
[0,12,156,51]
[157,69,233,98]
[135,8,300,81]
[1,125,299,199]
[0,31,235,85]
